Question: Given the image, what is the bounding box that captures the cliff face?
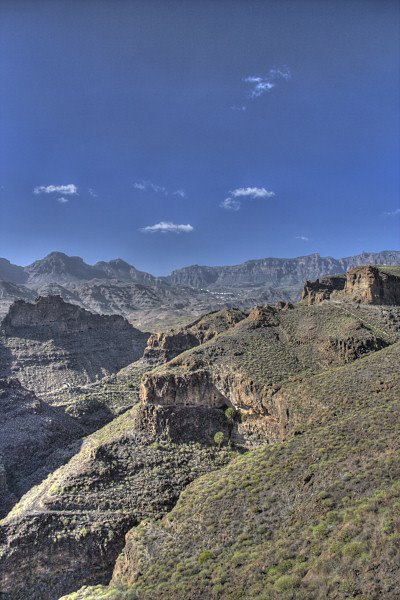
[1,295,136,334]
[302,266,400,306]
[344,266,400,304]
[0,296,149,398]
[302,275,346,305]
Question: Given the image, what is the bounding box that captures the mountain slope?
[0,379,86,518]
[70,341,400,600]
[1,293,399,599]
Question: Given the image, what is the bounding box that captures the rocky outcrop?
[302,275,346,304]
[140,302,399,447]
[302,266,400,306]
[143,308,247,365]
[1,294,140,334]
[0,281,36,321]
[0,296,149,398]
[344,266,400,305]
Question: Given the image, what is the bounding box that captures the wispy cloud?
[296,235,309,241]
[88,188,98,198]
[244,67,291,99]
[383,208,400,217]
[221,186,276,211]
[231,187,275,199]
[140,221,194,234]
[57,197,69,204]
[134,180,167,194]
[173,189,187,198]
[220,198,241,211]
[230,105,247,112]
[34,184,78,195]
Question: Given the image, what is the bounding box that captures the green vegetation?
[213,432,224,449]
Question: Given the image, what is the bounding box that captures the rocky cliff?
[1,251,400,332]
[302,275,346,304]
[302,265,400,306]
[0,296,149,398]
[344,266,400,304]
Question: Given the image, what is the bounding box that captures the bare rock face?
[167,251,400,288]
[1,294,134,334]
[0,296,149,398]
[301,275,346,304]
[344,266,400,305]
[139,302,398,447]
[302,266,400,306]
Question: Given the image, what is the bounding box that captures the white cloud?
[296,235,309,241]
[88,188,98,198]
[134,182,146,190]
[34,184,78,195]
[230,105,247,112]
[57,197,69,204]
[134,180,167,194]
[173,189,187,198]
[220,198,241,211]
[384,208,400,216]
[140,221,194,234]
[231,187,275,199]
[244,67,291,99]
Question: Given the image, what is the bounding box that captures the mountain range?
[2,250,400,287]
[1,250,399,330]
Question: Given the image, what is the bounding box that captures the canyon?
[0,260,399,599]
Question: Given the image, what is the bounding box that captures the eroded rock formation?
[0,296,149,398]
[302,266,400,306]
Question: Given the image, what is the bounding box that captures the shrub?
[198,550,213,564]
[214,432,225,449]
[224,407,236,423]
[274,574,300,592]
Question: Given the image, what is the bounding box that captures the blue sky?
[0,0,399,275]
